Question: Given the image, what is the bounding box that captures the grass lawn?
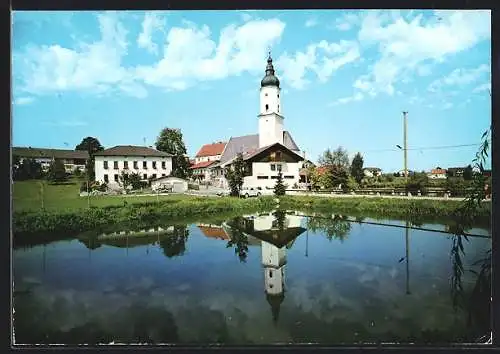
[12,178,198,213]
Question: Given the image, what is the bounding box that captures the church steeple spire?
[261,52,280,88]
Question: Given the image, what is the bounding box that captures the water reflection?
[12,210,491,344]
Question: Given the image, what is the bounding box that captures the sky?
[11,10,491,172]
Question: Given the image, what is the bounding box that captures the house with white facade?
[427,167,447,179]
[191,141,227,182]
[214,54,306,189]
[94,145,173,189]
[363,167,382,178]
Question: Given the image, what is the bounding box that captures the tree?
[318,146,350,170]
[127,172,143,190]
[225,153,245,197]
[350,152,364,184]
[46,159,67,183]
[13,158,43,181]
[118,171,131,191]
[226,216,250,263]
[463,164,473,181]
[75,137,104,156]
[159,226,189,258]
[273,171,286,196]
[76,137,104,182]
[155,128,191,179]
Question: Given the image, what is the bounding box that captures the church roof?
[219,132,300,165]
[266,292,285,325]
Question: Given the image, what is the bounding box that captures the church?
[209,54,307,189]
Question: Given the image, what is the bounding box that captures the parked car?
[240,186,262,198]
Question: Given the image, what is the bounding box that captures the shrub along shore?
[12,195,491,235]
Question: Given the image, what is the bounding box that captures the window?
[113,161,118,170]
[269,270,273,278]
[257,176,269,180]
[271,164,276,171]
[162,174,166,177]
[103,161,108,169]
[275,151,282,161]
[104,174,109,183]
[162,161,166,169]
[133,161,138,169]
[278,104,280,112]
[265,93,268,96]
[143,173,147,180]
[152,161,157,169]
[265,104,269,111]
[123,161,128,169]
[271,176,278,179]
[114,174,119,182]
[284,175,294,179]
[151,174,157,179]
[143,161,147,169]
[277,164,282,172]
[277,94,279,98]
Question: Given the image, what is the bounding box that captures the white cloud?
[428,64,489,93]
[330,92,363,106]
[14,96,35,105]
[473,82,491,94]
[352,10,491,97]
[277,40,360,90]
[334,12,361,31]
[14,12,144,98]
[134,19,286,91]
[137,12,166,54]
[305,18,318,28]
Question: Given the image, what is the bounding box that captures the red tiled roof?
[195,142,226,158]
[430,168,447,174]
[198,226,230,240]
[190,160,217,169]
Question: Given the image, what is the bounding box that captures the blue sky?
[12,10,491,172]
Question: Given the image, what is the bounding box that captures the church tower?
[261,240,286,325]
[258,53,284,148]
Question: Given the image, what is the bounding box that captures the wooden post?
[403,111,408,181]
[405,220,410,295]
[40,181,44,210]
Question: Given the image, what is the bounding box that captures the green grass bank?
[13,196,277,234]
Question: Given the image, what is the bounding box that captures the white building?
[363,167,382,178]
[211,54,306,189]
[151,176,188,193]
[427,167,447,179]
[190,141,227,182]
[94,145,173,189]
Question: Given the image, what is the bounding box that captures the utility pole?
[405,220,411,295]
[403,111,408,180]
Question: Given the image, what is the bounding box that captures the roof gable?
[12,147,89,160]
[195,142,226,157]
[219,131,300,165]
[243,143,304,163]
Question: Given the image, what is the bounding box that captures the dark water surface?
[13,210,491,345]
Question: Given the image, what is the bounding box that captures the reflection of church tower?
[261,240,286,325]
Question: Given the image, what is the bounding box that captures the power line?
[363,143,481,153]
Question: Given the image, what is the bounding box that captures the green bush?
[188,183,200,190]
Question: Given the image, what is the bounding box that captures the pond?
[12,210,491,345]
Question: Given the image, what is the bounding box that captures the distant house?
[190,160,219,181]
[447,167,465,177]
[93,145,173,188]
[428,167,447,179]
[363,167,382,177]
[12,146,89,173]
[483,170,492,178]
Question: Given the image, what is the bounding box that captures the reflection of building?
[197,224,231,241]
[223,210,306,324]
